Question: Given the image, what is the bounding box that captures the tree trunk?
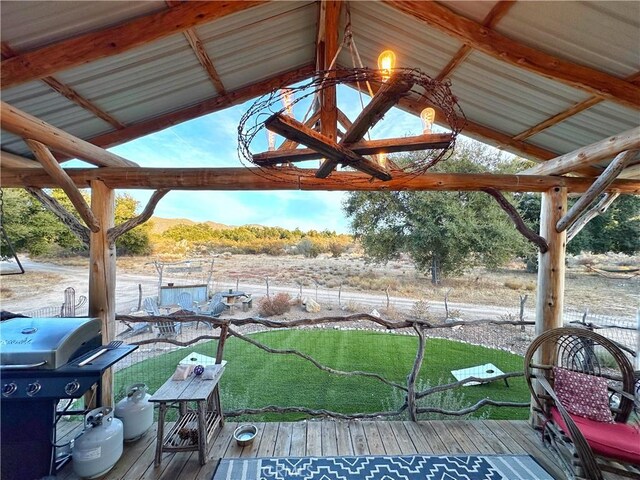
[430,256,441,285]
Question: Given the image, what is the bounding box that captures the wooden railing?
[117,312,533,421]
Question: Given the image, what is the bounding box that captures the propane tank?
[72,407,123,479]
[115,383,154,441]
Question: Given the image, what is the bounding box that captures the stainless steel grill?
[0,317,137,480]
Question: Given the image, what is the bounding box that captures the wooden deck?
[55,419,571,480]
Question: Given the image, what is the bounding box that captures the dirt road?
[4,258,532,322]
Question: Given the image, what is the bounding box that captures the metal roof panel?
[1,1,165,51]
[497,1,640,77]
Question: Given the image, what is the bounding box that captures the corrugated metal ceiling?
[1,0,638,168]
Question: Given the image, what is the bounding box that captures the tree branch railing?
[116,310,534,421]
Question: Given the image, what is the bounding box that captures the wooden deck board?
[56,420,568,479]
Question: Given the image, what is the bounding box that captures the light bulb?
[420,107,436,134]
[377,50,396,81]
[280,88,294,117]
[267,129,276,151]
[377,153,387,168]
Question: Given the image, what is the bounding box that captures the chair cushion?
[551,407,640,465]
[553,367,614,423]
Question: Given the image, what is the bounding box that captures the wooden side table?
[149,362,226,466]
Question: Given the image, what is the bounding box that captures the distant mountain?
[149,216,231,234]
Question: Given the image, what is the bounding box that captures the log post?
[532,186,567,426]
[89,180,116,407]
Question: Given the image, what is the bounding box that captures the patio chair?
[143,297,181,338]
[194,292,226,329]
[524,327,640,480]
[176,291,195,313]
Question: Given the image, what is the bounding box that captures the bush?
[258,293,292,317]
[297,238,323,258]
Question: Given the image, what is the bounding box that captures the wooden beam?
[1,101,138,167]
[253,133,452,166]
[3,167,639,194]
[1,42,125,129]
[25,187,90,246]
[536,186,567,334]
[556,150,637,232]
[513,71,640,142]
[265,114,392,180]
[342,77,415,144]
[89,180,116,407]
[1,1,265,88]
[26,139,100,233]
[58,65,314,157]
[318,76,414,177]
[384,1,640,108]
[182,29,226,94]
[436,1,516,81]
[566,193,619,242]
[317,1,341,142]
[520,127,640,176]
[279,111,321,151]
[0,150,40,169]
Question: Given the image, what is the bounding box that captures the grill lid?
[0,317,101,370]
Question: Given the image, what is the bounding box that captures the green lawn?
[115,330,529,421]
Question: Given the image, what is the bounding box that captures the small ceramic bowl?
[233,424,258,447]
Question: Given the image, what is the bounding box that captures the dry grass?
[15,252,639,318]
[1,272,64,299]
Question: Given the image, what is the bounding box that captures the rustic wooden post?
[89,180,116,407]
[532,186,567,425]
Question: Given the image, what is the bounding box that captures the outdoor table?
[149,361,226,466]
[221,290,246,313]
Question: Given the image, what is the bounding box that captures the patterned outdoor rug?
[212,454,554,480]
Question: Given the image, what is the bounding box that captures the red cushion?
[553,367,614,423]
[551,407,640,465]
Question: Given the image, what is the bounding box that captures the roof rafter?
[318,1,342,141]
[165,0,226,94]
[1,1,265,89]
[1,42,125,130]
[0,100,138,168]
[513,71,640,142]
[55,65,315,160]
[436,0,516,81]
[384,0,640,108]
[520,126,640,176]
[2,167,638,194]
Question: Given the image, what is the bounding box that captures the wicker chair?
[524,327,639,480]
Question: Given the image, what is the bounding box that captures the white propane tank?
[72,407,123,479]
[115,383,154,441]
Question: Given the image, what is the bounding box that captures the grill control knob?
[2,383,17,397]
[26,381,41,397]
[64,380,81,396]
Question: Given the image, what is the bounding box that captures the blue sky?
[74,87,453,234]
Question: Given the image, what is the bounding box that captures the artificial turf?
[115,329,529,421]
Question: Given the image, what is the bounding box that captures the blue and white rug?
[213,455,554,480]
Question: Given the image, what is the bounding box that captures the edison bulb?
[377,50,396,81]
[420,108,436,134]
[281,88,294,117]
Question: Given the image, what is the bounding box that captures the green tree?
[515,193,640,255]
[344,142,530,283]
[1,188,151,257]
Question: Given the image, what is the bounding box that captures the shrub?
[258,293,292,317]
[297,238,323,258]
